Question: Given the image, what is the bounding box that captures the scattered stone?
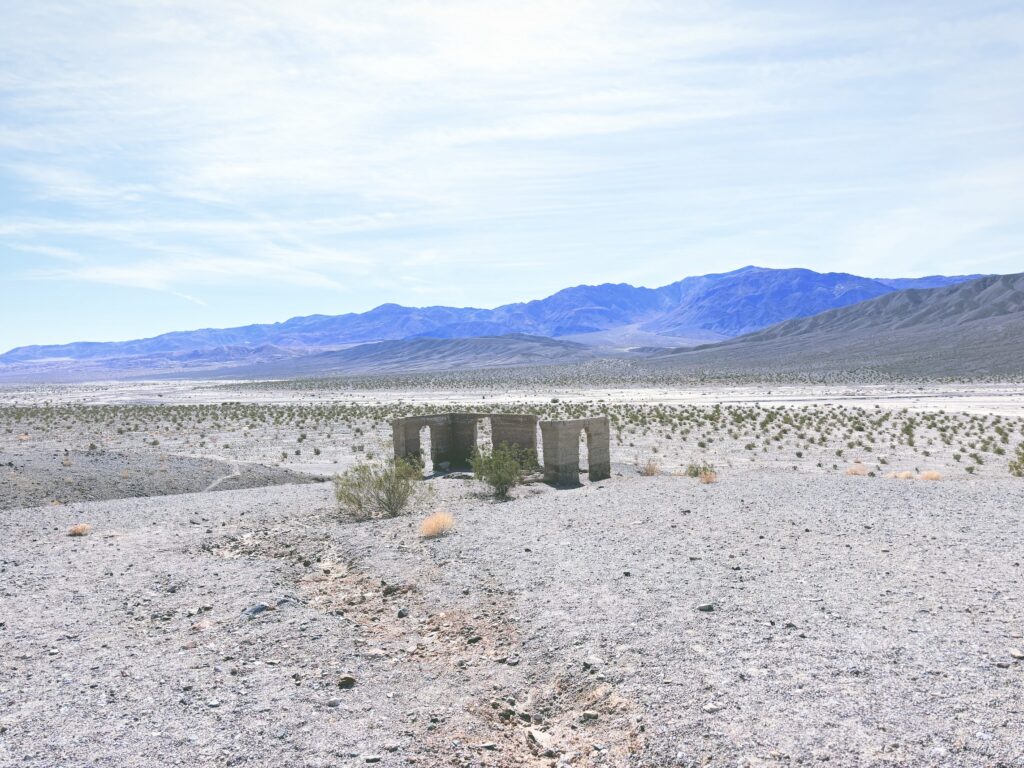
[581,710,599,721]
[243,603,271,619]
[397,607,409,619]
[697,603,715,612]
[338,676,357,689]
[703,702,724,713]
[327,698,342,708]
[1009,648,1024,660]
[527,728,557,757]
[206,699,221,708]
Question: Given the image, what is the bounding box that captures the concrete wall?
[391,413,486,470]
[490,414,540,455]
[393,412,609,484]
[539,416,611,485]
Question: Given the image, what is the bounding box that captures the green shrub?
[334,458,423,520]
[1010,444,1024,477]
[684,460,715,478]
[471,444,535,499]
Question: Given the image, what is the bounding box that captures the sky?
[1,1,1022,351]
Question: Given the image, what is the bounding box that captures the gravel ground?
[0,448,321,510]
[2,468,1022,767]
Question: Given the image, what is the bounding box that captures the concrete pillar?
[583,416,611,481]
[540,420,582,486]
[540,416,611,485]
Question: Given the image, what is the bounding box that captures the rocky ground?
[2,464,1022,767]
[0,447,321,510]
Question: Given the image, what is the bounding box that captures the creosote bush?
[334,457,423,520]
[471,443,534,499]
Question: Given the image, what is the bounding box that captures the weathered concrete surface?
[391,413,486,470]
[394,413,609,484]
[489,414,540,454]
[540,416,611,486]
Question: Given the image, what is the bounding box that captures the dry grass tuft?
[67,523,92,537]
[637,457,661,476]
[419,511,455,539]
[892,470,915,480]
[845,464,868,477]
[698,470,718,484]
[918,470,942,481]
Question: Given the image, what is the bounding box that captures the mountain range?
[0,266,985,380]
[651,272,1024,377]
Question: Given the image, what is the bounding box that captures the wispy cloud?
[1,0,1022,341]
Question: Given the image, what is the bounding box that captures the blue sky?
[2,1,1022,351]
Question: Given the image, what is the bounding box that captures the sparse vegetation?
[1010,444,1024,477]
[419,511,455,539]
[471,444,534,499]
[637,456,660,476]
[67,523,92,537]
[333,458,423,520]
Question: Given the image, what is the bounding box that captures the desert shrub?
[471,444,534,499]
[67,523,92,537]
[1010,444,1024,477]
[698,468,718,484]
[334,458,423,520]
[419,511,455,539]
[684,460,715,478]
[918,470,941,481]
[845,464,868,477]
[637,456,660,476]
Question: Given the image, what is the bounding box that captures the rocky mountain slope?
[0,267,982,380]
[652,273,1024,377]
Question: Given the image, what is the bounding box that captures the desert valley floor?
[1,379,1022,767]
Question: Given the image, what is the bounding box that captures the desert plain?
[1,375,1022,767]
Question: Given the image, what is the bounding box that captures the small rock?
[581,710,599,721]
[206,699,221,708]
[703,702,724,713]
[697,603,715,612]
[397,608,409,619]
[327,698,342,708]
[1009,648,1024,660]
[364,756,382,764]
[338,675,357,689]
[505,654,521,666]
[527,728,556,757]
[243,603,271,619]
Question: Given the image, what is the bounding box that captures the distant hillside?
[641,267,894,336]
[0,266,987,381]
[182,334,599,379]
[650,273,1024,377]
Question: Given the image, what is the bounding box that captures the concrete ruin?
[539,416,611,485]
[391,412,611,486]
